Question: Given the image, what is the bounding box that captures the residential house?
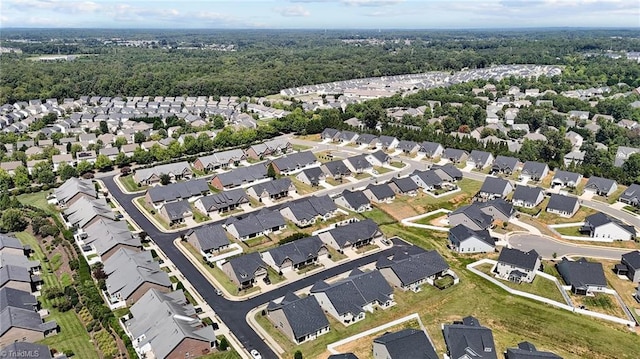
[145,179,210,208]
[442,316,497,359]
[80,219,142,262]
[556,257,607,295]
[318,219,383,250]
[568,110,590,120]
[103,248,172,307]
[618,251,640,283]
[614,146,640,167]
[262,235,328,272]
[442,148,468,163]
[410,169,446,191]
[268,151,317,175]
[321,160,352,181]
[373,329,438,359]
[120,143,138,157]
[477,198,515,223]
[505,342,562,359]
[245,139,292,159]
[376,244,449,292]
[418,141,444,158]
[63,197,115,230]
[584,176,617,197]
[491,155,520,175]
[344,154,373,174]
[193,188,249,216]
[396,140,420,154]
[495,248,541,283]
[366,150,390,167]
[431,164,463,182]
[186,225,231,257]
[53,177,97,207]
[377,136,399,150]
[133,161,192,185]
[334,190,371,213]
[546,194,580,218]
[51,154,74,172]
[0,161,22,176]
[363,183,395,203]
[295,167,326,187]
[565,131,584,150]
[76,150,97,164]
[511,186,545,208]
[388,176,419,196]
[468,150,495,169]
[478,177,513,200]
[124,289,216,359]
[224,209,286,241]
[247,178,296,202]
[0,235,25,257]
[280,195,337,227]
[321,128,340,141]
[266,292,330,344]
[0,343,60,359]
[209,164,267,190]
[580,212,636,241]
[26,160,46,175]
[563,150,585,167]
[310,269,394,325]
[0,265,42,293]
[551,170,583,188]
[355,134,378,148]
[520,161,549,182]
[221,252,268,289]
[193,149,245,172]
[619,183,640,207]
[448,204,494,231]
[448,225,496,254]
[159,200,193,225]
[337,130,359,144]
[0,304,58,347]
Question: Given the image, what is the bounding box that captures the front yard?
[118,174,147,192]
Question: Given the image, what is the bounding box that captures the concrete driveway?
[508,233,630,261]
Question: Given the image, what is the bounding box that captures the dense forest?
[1,29,639,103]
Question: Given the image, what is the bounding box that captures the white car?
[250,349,262,359]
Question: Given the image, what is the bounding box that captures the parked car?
[216,288,223,296]
[250,349,262,359]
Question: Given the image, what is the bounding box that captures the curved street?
[508,233,632,260]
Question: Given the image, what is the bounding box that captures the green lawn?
[135,197,173,229]
[15,232,99,358]
[373,166,392,174]
[354,172,372,180]
[191,206,211,223]
[17,191,57,214]
[475,263,566,303]
[390,161,404,168]
[358,208,397,225]
[413,212,448,225]
[292,144,312,151]
[555,226,585,237]
[119,174,147,192]
[256,225,640,359]
[291,177,323,195]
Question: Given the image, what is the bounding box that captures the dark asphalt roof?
[449,225,496,247]
[443,148,468,161]
[469,150,493,165]
[546,194,578,214]
[450,204,494,230]
[226,209,286,237]
[268,292,329,340]
[339,190,370,209]
[147,179,209,203]
[345,154,372,170]
[213,163,267,187]
[187,224,230,252]
[249,177,293,196]
[431,164,463,180]
[376,248,449,286]
[412,169,444,187]
[505,341,562,359]
[322,160,351,177]
[584,176,616,193]
[556,258,607,289]
[325,219,381,248]
[497,248,540,271]
[480,177,512,196]
[197,188,248,211]
[521,161,548,179]
[328,354,359,359]
[374,328,438,359]
[365,183,395,200]
[512,186,544,204]
[369,150,389,164]
[492,155,519,172]
[552,170,582,185]
[478,198,515,218]
[390,176,419,193]
[0,287,37,311]
[619,183,640,204]
[443,316,497,359]
[356,133,377,144]
[583,212,636,236]
[266,236,325,267]
[161,200,192,221]
[621,251,640,271]
[419,141,443,156]
[298,167,324,184]
[226,252,266,283]
[270,151,317,172]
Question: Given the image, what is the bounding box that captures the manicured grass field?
[118,174,147,192]
[15,232,99,358]
[17,191,56,214]
[555,226,585,237]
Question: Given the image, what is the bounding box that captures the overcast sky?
[1,0,639,29]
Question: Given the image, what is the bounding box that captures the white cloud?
[275,5,311,17]
[341,0,403,6]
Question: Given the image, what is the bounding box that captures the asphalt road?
[101,175,402,359]
[508,233,631,260]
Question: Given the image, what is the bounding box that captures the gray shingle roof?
[469,150,493,165]
[249,177,292,197]
[339,190,370,209]
[431,164,463,180]
[0,265,34,287]
[582,212,635,236]
[197,188,248,211]
[480,177,512,196]
[390,176,419,193]
[378,136,398,147]
[369,150,389,164]
[284,195,337,221]
[134,161,191,183]
[146,179,209,203]
[374,328,438,359]
[546,194,579,214]
[328,354,360,359]
[298,167,324,185]
[161,200,192,221]
[322,160,351,177]
[492,155,519,173]
[584,176,616,194]
[324,219,381,248]
[443,316,497,359]
[450,204,493,230]
[213,163,267,187]
[0,306,57,336]
[83,219,142,257]
[225,252,266,283]
[104,249,171,300]
[53,177,96,203]
[187,225,230,252]
[270,151,317,172]
[619,183,640,205]
[512,186,544,205]
[311,269,392,316]
[365,183,395,200]
[376,246,449,286]
[556,258,607,289]
[505,341,562,359]
[355,133,377,145]
[225,209,286,237]
[521,161,548,180]
[127,289,215,359]
[552,170,581,185]
[449,225,496,247]
[498,248,540,271]
[443,148,468,161]
[477,198,515,219]
[419,141,442,156]
[0,235,24,252]
[0,287,38,311]
[64,197,115,228]
[266,236,325,267]
[0,253,40,270]
[345,154,372,171]
[268,292,329,340]
[0,342,55,359]
[621,251,640,271]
